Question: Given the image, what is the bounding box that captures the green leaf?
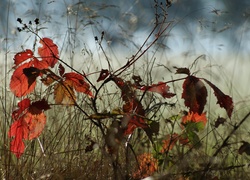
[187,131,201,148]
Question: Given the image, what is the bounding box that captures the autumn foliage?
[8,35,234,172]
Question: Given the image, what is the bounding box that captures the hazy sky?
[1,0,250,99]
[1,0,250,54]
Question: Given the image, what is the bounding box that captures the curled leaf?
[112,77,148,135]
[97,69,109,82]
[174,67,190,75]
[239,141,250,155]
[140,82,175,98]
[182,76,207,114]
[58,64,65,77]
[203,79,233,118]
[214,117,226,128]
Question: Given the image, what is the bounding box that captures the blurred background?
[1,0,250,99]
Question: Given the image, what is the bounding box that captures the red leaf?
[64,72,93,97]
[10,62,37,97]
[38,38,59,68]
[8,98,48,158]
[17,98,31,111]
[182,76,207,114]
[14,49,34,67]
[32,57,49,69]
[8,117,28,158]
[29,99,51,114]
[123,114,148,135]
[112,77,148,135]
[203,79,233,118]
[10,136,25,158]
[12,98,31,120]
[23,112,46,140]
[97,69,109,82]
[58,64,65,77]
[23,67,41,88]
[182,111,207,126]
[140,82,175,98]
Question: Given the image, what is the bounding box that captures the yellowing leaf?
[54,80,76,105]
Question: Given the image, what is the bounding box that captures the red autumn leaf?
[10,62,37,97]
[203,79,233,118]
[112,77,148,135]
[140,81,175,98]
[54,80,76,105]
[9,120,26,158]
[97,69,110,82]
[182,76,207,115]
[63,72,93,97]
[23,67,41,88]
[32,57,50,69]
[10,37,60,98]
[23,112,46,140]
[8,99,48,158]
[58,63,65,77]
[29,99,51,114]
[123,114,148,135]
[13,50,50,70]
[12,98,31,120]
[182,111,207,126]
[38,38,59,68]
[14,49,34,67]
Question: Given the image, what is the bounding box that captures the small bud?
[17,18,22,24]
[17,27,22,32]
[34,18,39,25]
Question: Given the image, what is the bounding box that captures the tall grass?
[1,1,250,179]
